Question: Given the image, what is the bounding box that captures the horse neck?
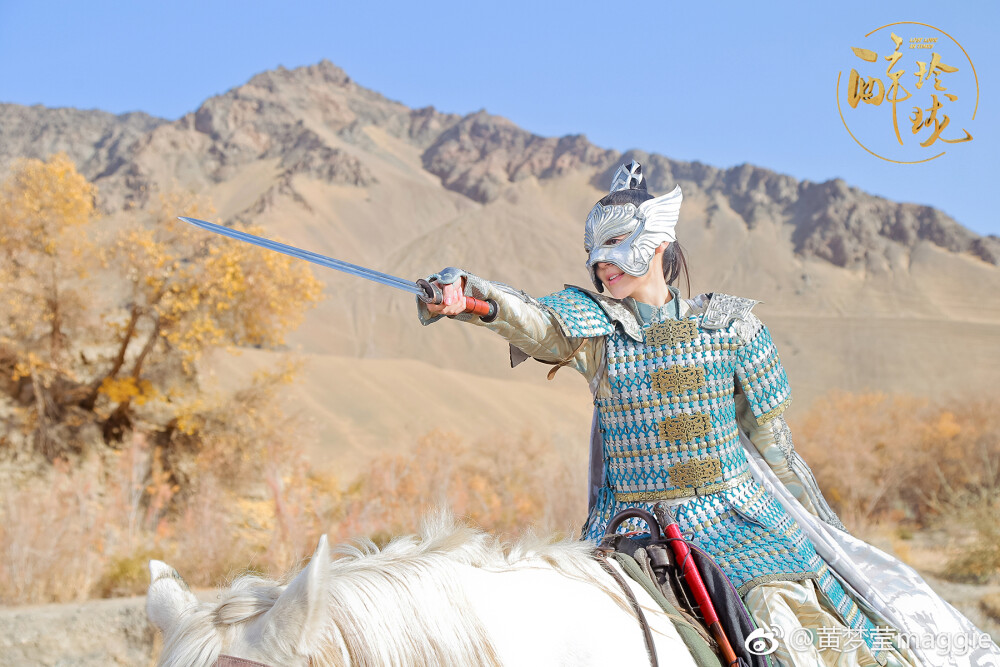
[316,556,502,666]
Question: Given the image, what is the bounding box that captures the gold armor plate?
[667,457,723,488]
[658,413,711,441]
[614,470,752,502]
[645,320,698,347]
[650,366,705,394]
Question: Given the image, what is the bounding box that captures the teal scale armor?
[537,286,887,661]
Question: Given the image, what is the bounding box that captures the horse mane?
[159,513,627,667]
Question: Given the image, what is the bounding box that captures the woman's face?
[595,261,642,299]
[592,234,670,302]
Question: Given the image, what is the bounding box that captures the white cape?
[739,432,1000,667]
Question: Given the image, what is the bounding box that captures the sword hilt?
[416,279,498,323]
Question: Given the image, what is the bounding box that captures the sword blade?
[178,217,424,297]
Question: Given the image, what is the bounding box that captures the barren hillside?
[3,60,998,476]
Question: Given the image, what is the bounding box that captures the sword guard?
[416,278,443,304]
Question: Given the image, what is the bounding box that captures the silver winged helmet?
[583,161,683,292]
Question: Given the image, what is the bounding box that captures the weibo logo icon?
[745,628,779,656]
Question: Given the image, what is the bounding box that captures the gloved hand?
[424,267,468,317]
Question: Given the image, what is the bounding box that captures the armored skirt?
[418,275,927,667]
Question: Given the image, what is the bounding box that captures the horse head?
[146,536,333,667]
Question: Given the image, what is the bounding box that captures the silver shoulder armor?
[581,287,643,342]
[700,292,762,344]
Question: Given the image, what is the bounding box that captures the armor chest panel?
[596,318,749,500]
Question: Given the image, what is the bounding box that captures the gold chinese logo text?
[837,22,978,163]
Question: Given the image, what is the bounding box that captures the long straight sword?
[178,217,497,320]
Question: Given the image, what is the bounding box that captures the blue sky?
[1,0,996,236]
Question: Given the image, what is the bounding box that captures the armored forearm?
[736,394,846,531]
[415,269,599,377]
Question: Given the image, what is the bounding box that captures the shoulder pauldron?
[700,293,761,344]
[538,285,642,341]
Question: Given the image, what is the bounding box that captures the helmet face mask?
[585,205,648,285]
[584,161,683,292]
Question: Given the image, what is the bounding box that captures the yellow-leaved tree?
[83,190,325,446]
[0,153,96,456]
[0,154,324,466]
[0,155,329,603]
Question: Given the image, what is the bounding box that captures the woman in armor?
[418,161,995,667]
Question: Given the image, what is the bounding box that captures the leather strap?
[214,657,272,667]
[594,551,659,667]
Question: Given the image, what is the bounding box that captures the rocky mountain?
[3,60,998,473]
[0,103,165,184]
[3,60,995,269]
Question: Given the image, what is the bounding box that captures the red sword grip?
[462,296,495,319]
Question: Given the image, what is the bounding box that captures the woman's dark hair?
[598,189,651,207]
[662,241,691,298]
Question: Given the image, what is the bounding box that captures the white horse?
[146,514,702,667]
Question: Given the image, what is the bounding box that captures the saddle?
[594,503,768,667]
